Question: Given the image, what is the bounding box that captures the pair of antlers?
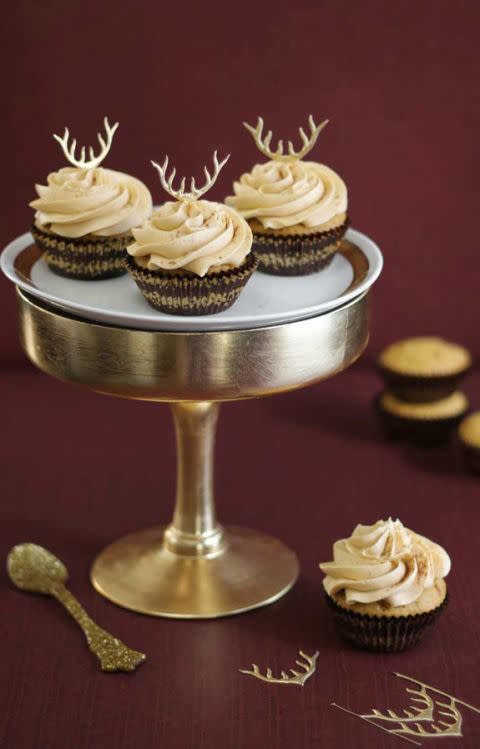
[150,115,327,200]
[52,116,228,200]
[53,114,327,201]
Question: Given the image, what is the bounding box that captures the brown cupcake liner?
[378,364,471,403]
[125,252,259,316]
[325,593,448,652]
[374,392,469,445]
[251,216,349,276]
[31,223,129,280]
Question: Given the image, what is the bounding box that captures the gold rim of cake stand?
[16,287,370,618]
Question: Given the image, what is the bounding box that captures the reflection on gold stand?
[17,287,369,618]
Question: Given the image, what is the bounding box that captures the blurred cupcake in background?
[458,412,480,473]
[378,337,472,403]
[376,389,469,445]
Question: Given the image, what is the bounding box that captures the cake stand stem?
[90,397,299,617]
[165,402,224,557]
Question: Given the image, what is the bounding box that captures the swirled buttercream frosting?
[127,200,253,277]
[30,167,152,238]
[225,160,347,230]
[320,519,450,607]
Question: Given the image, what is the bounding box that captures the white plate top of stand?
[1,228,382,331]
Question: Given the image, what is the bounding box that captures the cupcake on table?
[30,117,152,280]
[458,412,480,473]
[376,337,472,444]
[320,518,450,652]
[126,151,258,316]
[225,115,349,275]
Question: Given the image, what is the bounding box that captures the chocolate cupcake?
[126,152,257,316]
[320,518,450,652]
[376,389,469,444]
[378,337,472,403]
[458,412,480,474]
[225,116,349,275]
[30,117,152,280]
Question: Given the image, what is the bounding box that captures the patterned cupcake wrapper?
[326,593,449,652]
[378,365,471,403]
[251,216,349,276]
[375,393,469,445]
[125,252,259,316]
[31,223,129,280]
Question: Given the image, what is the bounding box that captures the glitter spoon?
[7,543,146,672]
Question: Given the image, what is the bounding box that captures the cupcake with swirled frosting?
[30,118,152,280]
[126,152,257,315]
[320,518,450,651]
[225,116,348,275]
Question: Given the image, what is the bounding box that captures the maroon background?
[2,1,480,748]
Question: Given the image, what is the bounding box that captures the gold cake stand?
[16,285,370,618]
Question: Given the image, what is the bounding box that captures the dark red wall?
[2,0,479,361]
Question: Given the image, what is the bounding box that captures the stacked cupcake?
[376,337,471,444]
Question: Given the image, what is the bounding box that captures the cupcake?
[378,337,472,403]
[376,389,469,444]
[458,412,480,473]
[126,151,258,315]
[30,117,152,280]
[320,518,450,652]
[225,115,348,275]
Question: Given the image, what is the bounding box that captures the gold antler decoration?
[243,115,328,162]
[239,650,319,687]
[151,150,230,202]
[332,672,480,744]
[53,116,119,169]
[367,683,435,723]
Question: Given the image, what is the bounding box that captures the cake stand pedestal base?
[91,525,298,618]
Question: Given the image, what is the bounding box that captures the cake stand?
[3,229,382,618]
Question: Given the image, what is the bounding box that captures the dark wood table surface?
[1,360,479,749]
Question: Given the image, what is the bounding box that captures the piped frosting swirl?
[30,167,152,238]
[225,160,347,230]
[320,518,450,607]
[127,200,252,277]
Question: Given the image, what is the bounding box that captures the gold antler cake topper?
[239,650,319,687]
[243,115,328,162]
[151,151,230,202]
[53,116,119,169]
[332,672,480,743]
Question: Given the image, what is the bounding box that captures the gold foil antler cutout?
[151,151,230,202]
[332,672,480,743]
[53,116,119,169]
[239,650,319,687]
[243,115,328,162]
[368,682,435,723]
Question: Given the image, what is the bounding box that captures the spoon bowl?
[7,543,69,594]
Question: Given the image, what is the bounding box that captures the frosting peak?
[30,167,152,238]
[225,160,347,230]
[320,519,450,607]
[127,200,252,277]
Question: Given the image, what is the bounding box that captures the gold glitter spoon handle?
[7,543,146,672]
